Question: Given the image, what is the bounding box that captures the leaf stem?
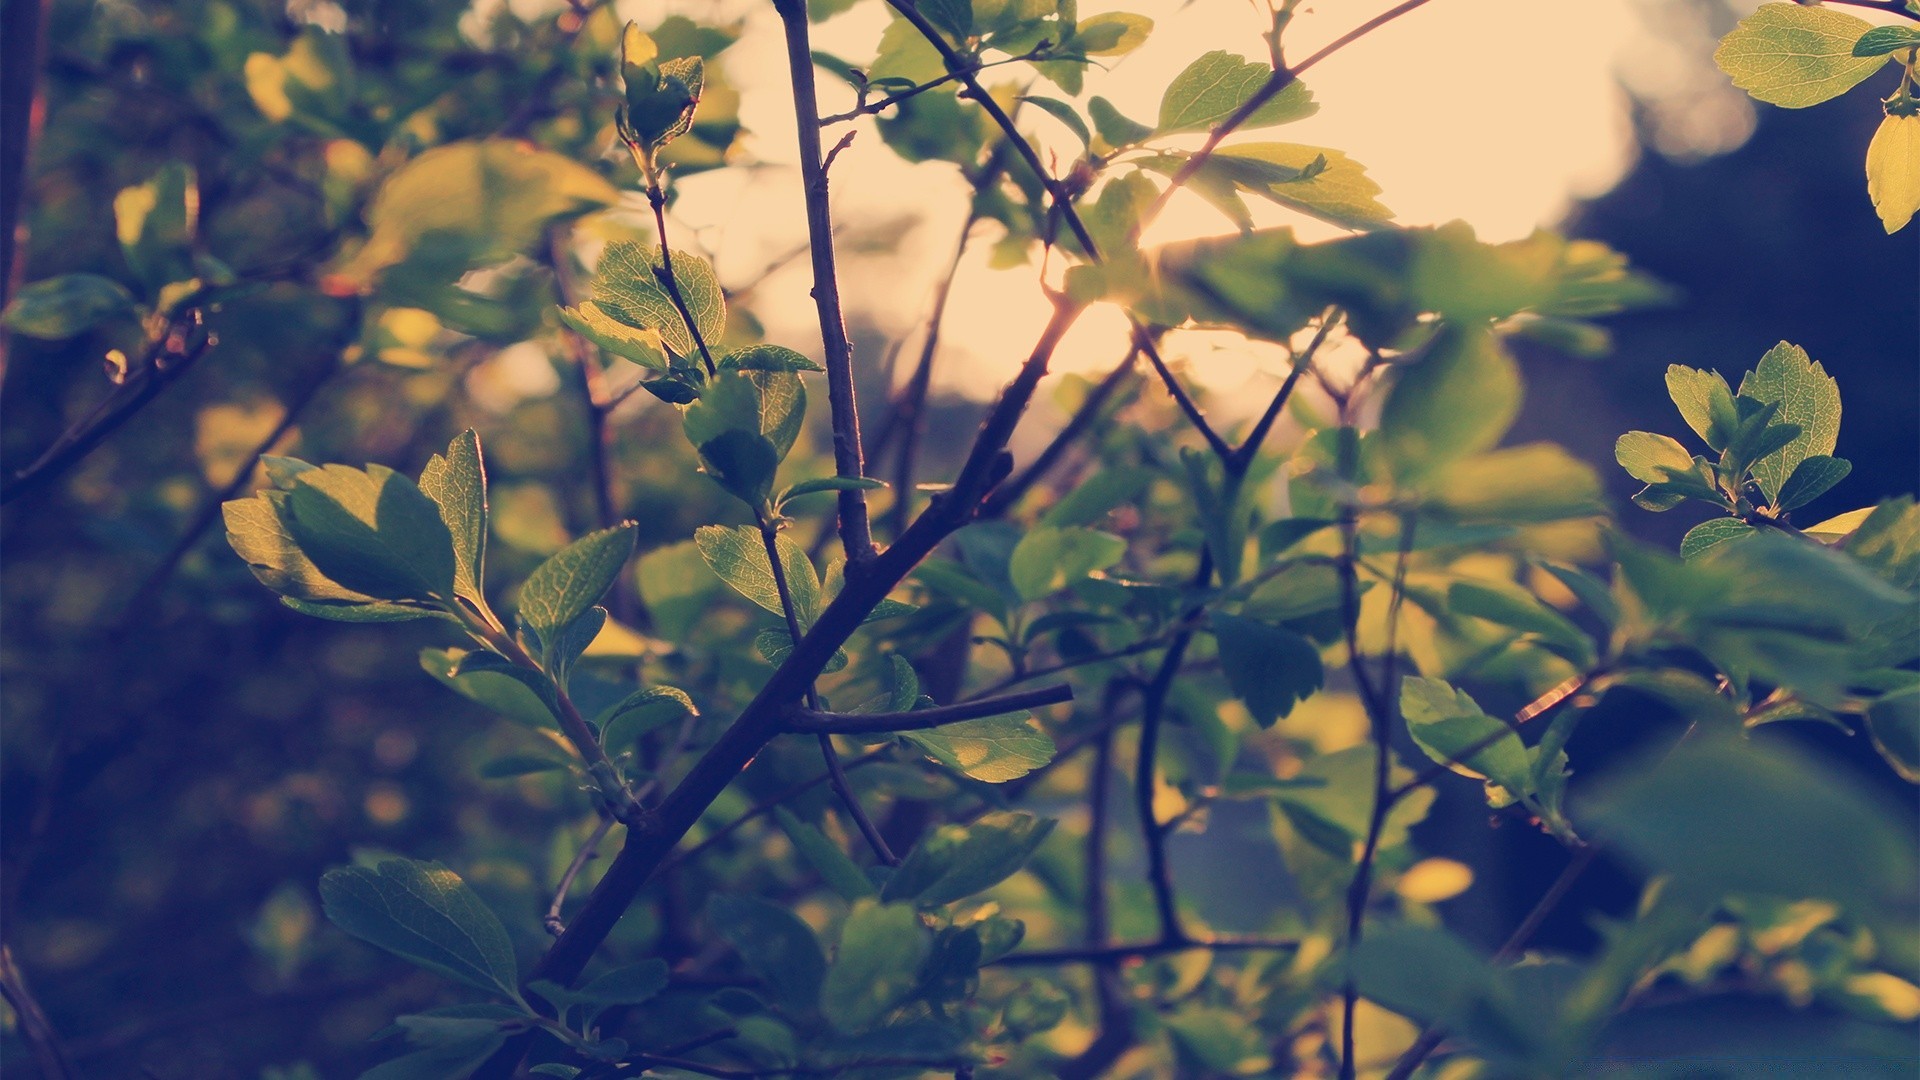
[785,683,1073,733]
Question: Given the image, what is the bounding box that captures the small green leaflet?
[706,894,826,1013]
[1007,525,1126,602]
[1156,52,1316,135]
[283,464,459,604]
[318,858,522,1002]
[518,523,638,645]
[775,807,877,901]
[597,685,697,751]
[1,273,139,339]
[1195,144,1392,231]
[1399,676,1532,800]
[417,430,489,610]
[1713,3,1888,109]
[695,524,821,625]
[880,811,1056,908]
[1664,365,1739,451]
[1680,518,1755,560]
[592,240,726,359]
[821,900,930,1033]
[1736,342,1841,504]
[902,713,1056,783]
[1378,325,1519,480]
[1211,613,1323,727]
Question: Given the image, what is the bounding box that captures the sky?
[604,1,1803,402]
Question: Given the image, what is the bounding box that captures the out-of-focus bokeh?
[0,0,1913,1074]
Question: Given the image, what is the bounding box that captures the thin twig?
[546,812,616,936]
[2,313,216,505]
[754,509,895,865]
[0,942,77,1080]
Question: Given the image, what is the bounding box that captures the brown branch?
[2,313,216,505]
[479,299,1089,1055]
[775,0,875,569]
[785,683,1073,734]
[980,347,1138,519]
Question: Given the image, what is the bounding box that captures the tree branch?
[785,683,1074,734]
[775,0,875,568]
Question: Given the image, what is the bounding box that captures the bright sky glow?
[628,0,1777,402]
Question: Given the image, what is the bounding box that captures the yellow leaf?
[1866,113,1920,234]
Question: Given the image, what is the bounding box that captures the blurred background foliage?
[0,0,1913,1075]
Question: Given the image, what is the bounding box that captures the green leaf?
[1352,923,1502,1032]
[919,0,972,36]
[776,808,877,901]
[683,371,807,506]
[1156,52,1316,135]
[114,162,199,292]
[1007,526,1127,602]
[363,1008,522,1080]
[881,811,1057,907]
[1088,96,1152,148]
[283,464,458,603]
[1854,24,1920,56]
[1588,735,1919,933]
[721,344,823,373]
[1203,144,1392,231]
[1399,676,1532,798]
[1073,12,1152,56]
[1680,518,1756,560]
[1379,325,1519,480]
[1774,454,1851,512]
[1615,431,1696,485]
[901,713,1055,783]
[1868,113,1920,234]
[1737,342,1841,504]
[597,685,697,752]
[779,475,886,508]
[318,859,521,1001]
[421,647,557,727]
[333,141,619,288]
[1431,444,1606,525]
[559,302,668,371]
[226,491,397,607]
[1664,365,1741,451]
[1865,686,1920,783]
[706,894,827,1013]
[1020,95,1090,148]
[574,959,670,1005]
[417,430,490,610]
[1211,613,1323,727]
[695,524,820,625]
[1713,2,1888,107]
[519,524,638,647]
[592,240,726,360]
[822,901,931,1033]
[1448,580,1594,666]
[1,274,139,339]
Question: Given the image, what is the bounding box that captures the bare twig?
[546,812,616,936]
[2,312,216,505]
